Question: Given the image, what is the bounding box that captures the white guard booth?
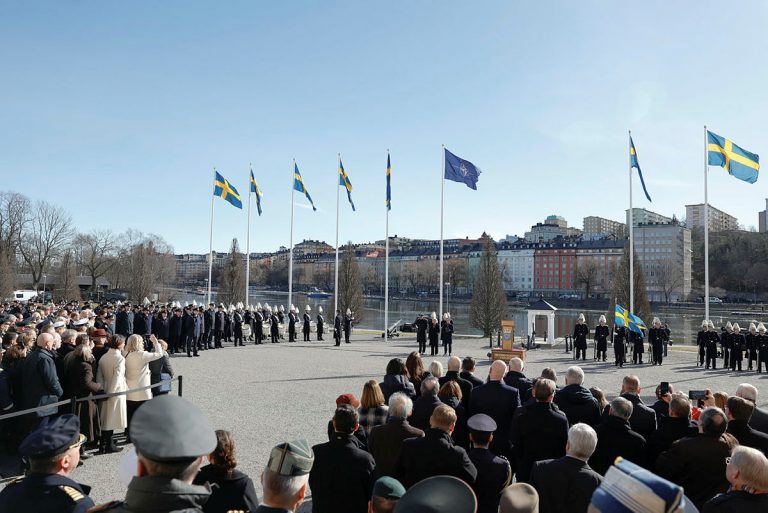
[526,299,557,346]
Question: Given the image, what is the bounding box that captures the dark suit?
[168,314,182,353]
[727,419,768,455]
[530,456,602,513]
[468,448,512,513]
[590,416,647,475]
[395,428,477,489]
[21,347,63,418]
[410,394,442,432]
[470,380,521,459]
[115,310,130,337]
[554,384,601,427]
[439,371,473,410]
[459,370,484,388]
[309,434,375,513]
[368,417,424,478]
[647,416,699,470]
[603,393,657,440]
[510,401,569,483]
[151,315,169,342]
[181,313,197,356]
[203,309,214,347]
[749,406,768,435]
[503,371,533,402]
[703,490,768,513]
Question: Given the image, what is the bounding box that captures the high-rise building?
[685,203,738,232]
[583,216,626,240]
[758,199,768,233]
[626,208,671,228]
[524,215,582,242]
[633,222,692,302]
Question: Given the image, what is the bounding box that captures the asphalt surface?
[9,332,768,506]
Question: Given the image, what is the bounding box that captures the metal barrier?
[0,375,183,422]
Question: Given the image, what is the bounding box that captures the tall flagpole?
[207,168,216,306]
[704,125,710,321]
[384,150,390,339]
[245,165,252,308]
[628,131,635,314]
[334,154,341,318]
[439,145,445,325]
[288,160,296,311]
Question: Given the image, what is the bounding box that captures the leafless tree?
[0,192,30,296]
[55,251,81,301]
[609,243,651,323]
[470,236,508,341]
[576,258,599,299]
[75,229,117,289]
[656,258,683,303]
[219,238,245,306]
[17,200,74,289]
[338,243,363,322]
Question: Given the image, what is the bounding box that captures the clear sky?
[2,2,767,254]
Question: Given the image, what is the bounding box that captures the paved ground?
[20,333,768,505]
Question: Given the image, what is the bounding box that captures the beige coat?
[96,348,127,431]
[124,341,163,402]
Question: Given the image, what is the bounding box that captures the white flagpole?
[628,131,635,314]
[439,145,445,324]
[207,168,216,306]
[334,154,341,318]
[289,161,296,311]
[704,125,710,321]
[246,165,252,307]
[384,150,390,339]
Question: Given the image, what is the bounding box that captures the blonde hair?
[714,391,729,410]
[730,446,768,491]
[429,360,443,378]
[157,339,168,352]
[360,380,385,409]
[429,404,457,432]
[124,334,145,355]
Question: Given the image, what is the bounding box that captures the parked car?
[400,314,431,333]
[709,296,723,304]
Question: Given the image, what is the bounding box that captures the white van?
[12,290,38,303]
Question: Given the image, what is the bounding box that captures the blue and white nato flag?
[444,148,481,190]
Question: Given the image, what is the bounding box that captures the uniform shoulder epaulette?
[87,500,123,512]
[225,510,249,513]
[59,485,85,502]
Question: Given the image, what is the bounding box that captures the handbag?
[158,372,172,394]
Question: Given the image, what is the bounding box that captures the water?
[174,290,763,345]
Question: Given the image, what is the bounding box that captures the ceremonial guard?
[253,303,264,344]
[593,315,609,361]
[316,306,325,341]
[649,318,665,366]
[214,304,225,348]
[203,303,214,348]
[466,414,512,513]
[572,314,589,361]
[722,321,733,367]
[706,320,720,369]
[278,305,286,325]
[613,325,626,367]
[243,307,253,341]
[441,313,454,356]
[696,320,708,367]
[747,322,758,370]
[224,306,233,343]
[757,323,768,373]
[630,329,644,364]
[663,322,671,356]
[182,306,198,357]
[268,307,279,343]
[428,313,440,356]
[730,323,746,371]
[233,306,244,346]
[303,305,312,342]
[168,308,183,354]
[344,308,354,344]
[416,314,429,354]
[194,307,203,352]
[333,310,342,346]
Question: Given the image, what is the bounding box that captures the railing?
[0,375,183,422]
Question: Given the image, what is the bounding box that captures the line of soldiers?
[696,320,768,371]
[571,315,671,368]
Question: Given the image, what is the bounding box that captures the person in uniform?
[214,304,225,349]
[630,328,644,365]
[573,314,589,361]
[649,318,665,366]
[269,307,280,343]
[613,326,626,368]
[288,305,297,342]
[466,414,512,513]
[278,305,286,325]
[344,308,354,344]
[415,314,429,354]
[746,322,758,371]
[303,305,311,342]
[334,310,343,346]
[428,313,440,356]
[730,323,746,371]
[258,439,315,513]
[696,320,708,367]
[316,306,325,341]
[722,321,733,367]
[0,414,95,512]
[253,303,264,345]
[233,307,244,347]
[203,303,214,349]
[89,395,217,513]
[758,323,768,373]
[706,320,720,369]
[243,307,253,342]
[593,315,609,362]
[441,313,454,356]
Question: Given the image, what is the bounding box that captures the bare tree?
[338,243,363,322]
[55,251,81,301]
[0,192,30,296]
[656,258,683,303]
[470,236,508,341]
[218,238,245,306]
[75,229,117,289]
[609,243,651,324]
[17,200,74,289]
[576,258,599,299]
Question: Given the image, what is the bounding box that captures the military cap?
[130,395,216,462]
[394,475,476,513]
[267,440,314,476]
[467,413,497,433]
[19,414,85,459]
[372,476,405,500]
[52,320,66,329]
[499,483,539,513]
[73,318,88,327]
[35,319,52,331]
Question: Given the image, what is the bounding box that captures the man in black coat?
[725,396,768,455]
[309,405,375,513]
[530,423,602,513]
[168,308,182,354]
[115,305,131,337]
[735,384,768,435]
[181,307,198,357]
[439,356,473,409]
[590,396,647,475]
[368,392,424,479]
[647,394,698,470]
[410,378,442,432]
[510,377,569,483]
[503,357,533,402]
[470,360,521,460]
[466,414,512,513]
[602,375,657,440]
[394,404,477,489]
[333,310,342,346]
[214,305,226,348]
[203,303,215,349]
[21,333,63,424]
[553,366,600,427]
[460,357,485,388]
[151,310,170,342]
[415,315,429,354]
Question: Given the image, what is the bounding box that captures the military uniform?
[270,312,280,343]
[573,322,589,360]
[746,331,758,370]
[630,330,644,364]
[316,312,325,341]
[415,316,429,353]
[613,326,626,367]
[233,310,244,346]
[334,313,342,346]
[594,324,609,361]
[757,330,768,373]
[466,414,512,513]
[649,326,665,365]
[696,328,707,366]
[706,330,720,369]
[302,311,311,341]
[344,311,354,344]
[253,310,264,344]
[730,332,746,371]
[288,311,297,342]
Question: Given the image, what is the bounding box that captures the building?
[583,216,626,241]
[574,239,625,299]
[497,242,535,293]
[533,241,578,296]
[685,203,738,232]
[626,208,671,228]
[524,215,582,242]
[633,222,692,302]
[760,199,768,233]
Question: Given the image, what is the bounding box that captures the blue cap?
[19,414,85,459]
[590,458,687,513]
[467,413,497,433]
[373,476,405,499]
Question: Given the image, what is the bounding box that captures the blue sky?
[2,2,767,254]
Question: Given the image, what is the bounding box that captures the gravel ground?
[12,332,768,506]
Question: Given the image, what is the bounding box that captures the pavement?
[7,333,768,506]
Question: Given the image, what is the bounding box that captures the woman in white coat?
[124,333,162,441]
[96,334,128,454]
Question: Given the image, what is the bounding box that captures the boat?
[307,288,331,299]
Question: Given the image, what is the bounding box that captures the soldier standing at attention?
[214,304,225,349]
[428,313,440,356]
[344,308,355,344]
[334,310,343,346]
[731,323,746,371]
[649,318,665,366]
[270,307,280,344]
[288,305,297,342]
[630,329,644,365]
[303,305,312,342]
[722,322,733,368]
[316,306,325,341]
[573,314,589,361]
[203,303,215,349]
[747,322,758,371]
[253,303,264,344]
[441,313,454,356]
[696,320,708,367]
[416,314,429,354]
[593,315,609,362]
[613,326,626,368]
[466,414,512,513]
[706,320,720,370]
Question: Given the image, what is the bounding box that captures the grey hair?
[262,468,309,506]
[61,329,77,343]
[736,383,758,402]
[421,377,439,396]
[566,366,585,386]
[567,423,598,459]
[429,361,443,378]
[699,407,728,437]
[388,392,413,418]
[729,446,768,490]
[609,397,633,420]
[509,357,524,372]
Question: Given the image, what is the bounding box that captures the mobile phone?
[688,390,707,401]
[659,382,670,395]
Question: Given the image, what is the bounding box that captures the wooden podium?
[491,320,526,362]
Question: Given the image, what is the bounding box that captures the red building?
[534,243,577,294]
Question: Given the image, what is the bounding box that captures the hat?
[589,457,686,513]
[467,413,497,433]
[130,395,216,462]
[35,319,52,331]
[759,323,766,333]
[599,315,607,324]
[73,318,88,327]
[91,328,108,337]
[394,475,476,513]
[318,306,323,313]
[499,483,539,513]
[335,393,360,408]
[266,440,314,476]
[372,476,405,500]
[305,305,311,312]
[19,414,85,459]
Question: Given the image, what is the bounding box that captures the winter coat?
[554,384,601,427]
[124,340,162,402]
[379,374,416,402]
[96,348,127,431]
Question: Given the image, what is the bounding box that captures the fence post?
[177,375,183,397]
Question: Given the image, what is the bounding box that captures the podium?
[491,320,526,362]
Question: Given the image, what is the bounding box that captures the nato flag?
[444,148,481,190]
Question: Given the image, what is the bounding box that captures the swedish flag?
[386,153,392,211]
[630,136,652,202]
[213,171,243,209]
[339,159,355,211]
[293,163,317,211]
[615,304,647,337]
[249,168,263,216]
[707,130,759,184]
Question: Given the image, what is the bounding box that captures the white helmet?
[443,313,449,320]
[318,306,323,313]
[577,313,585,323]
[256,302,262,309]
[749,322,757,333]
[431,312,437,320]
[599,315,606,324]
[708,320,715,329]
[701,319,708,329]
[346,308,351,315]
[759,323,766,333]
[653,317,660,326]
[305,305,311,312]
[725,321,733,332]
[279,305,285,313]
[733,323,741,333]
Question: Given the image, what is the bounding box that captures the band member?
[416,314,429,354]
[316,306,325,341]
[288,305,297,342]
[573,314,588,361]
[722,322,733,366]
[696,320,708,367]
[706,320,719,369]
[757,323,768,373]
[303,305,311,342]
[613,325,626,367]
[243,307,253,342]
[253,303,264,344]
[204,303,215,349]
[233,307,244,347]
[747,322,758,371]
[630,329,644,364]
[593,315,609,362]
[730,323,746,371]
[269,307,279,343]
